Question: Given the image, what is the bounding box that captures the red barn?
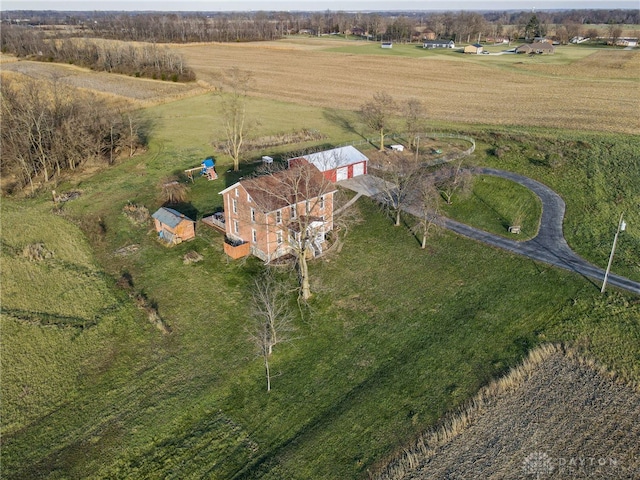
[289,146,369,183]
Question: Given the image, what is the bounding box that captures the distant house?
[219,164,337,261]
[152,207,196,245]
[464,43,484,54]
[288,146,369,182]
[516,42,556,54]
[614,37,638,47]
[423,40,455,49]
[422,29,436,41]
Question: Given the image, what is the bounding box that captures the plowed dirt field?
[174,40,640,134]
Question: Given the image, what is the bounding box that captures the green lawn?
[2,93,639,479]
[441,175,542,239]
[323,40,599,65]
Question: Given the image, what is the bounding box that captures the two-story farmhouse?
[219,164,337,262]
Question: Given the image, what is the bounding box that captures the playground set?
[185,157,217,182]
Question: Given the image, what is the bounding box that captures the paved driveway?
[339,171,640,295]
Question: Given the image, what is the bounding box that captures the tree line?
[0,27,194,81]
[1,76,146,194]
[2,9,637,45]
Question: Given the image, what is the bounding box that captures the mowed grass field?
[2,36,640,479]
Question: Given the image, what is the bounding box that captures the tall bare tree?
[249,269,295,392]
[433,161,473,205]
[242,162,338,300]
[360,91,397,151]
[219,67,253,172]
[404,98,427,151]
[607,24,623,45]
[411,174,442,249]
[371,151,422,227]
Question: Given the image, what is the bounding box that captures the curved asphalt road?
[340,169,640,295]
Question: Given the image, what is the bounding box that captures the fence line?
[337,132,475,165]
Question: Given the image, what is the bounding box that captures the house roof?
[423,40,454,45]
[152,207,194,228]
[295,146,368,172]
[222,164,336,213]
[517,42,555,52]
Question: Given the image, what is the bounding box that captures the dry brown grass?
[173,41,640,134]
[373,343,640,480]
[0,58,207,108]
[2,39,638,134]
[519,49,640,79]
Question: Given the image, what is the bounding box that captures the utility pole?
[601,213,626,293]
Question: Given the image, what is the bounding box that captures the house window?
[232,198,238,214]
[247,193,251,203]
[319,195,325,209]
[275,210,282,224]
[234,220,239,234]
[305,200,310,213]
[252,229,257,243]
[276,230,283,244]
[289,230,301,244]
[251,208,256,223]
[290,205,296,219]
[235,188,239,197]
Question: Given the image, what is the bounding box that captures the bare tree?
[219,67,253,172]
[360,91,397,152]
[248,269,295,392]
[433,161,473,205]
[411,175,442,249]
[242,162,338,300]
[563,20,583,42]
[371,152,422,227]
[607,25,623,45]
[404,98,427,151]
[1,75,141,193]
[586,28,599,41]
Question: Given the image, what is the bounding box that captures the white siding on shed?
[336,167,349,181]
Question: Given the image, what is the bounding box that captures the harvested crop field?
[173,40,640,134]
[0,58,207,107]
[375,344,640,480]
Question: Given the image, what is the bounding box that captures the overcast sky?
[2,0,638,11]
